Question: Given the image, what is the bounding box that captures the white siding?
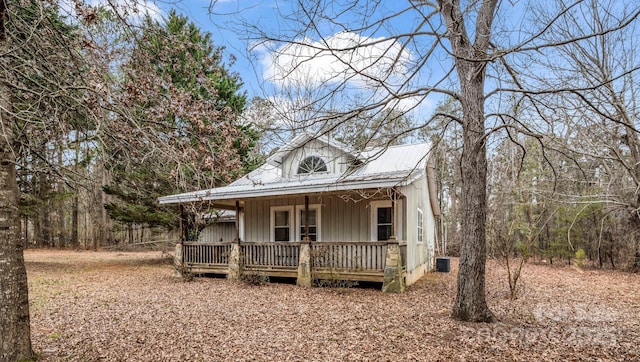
[243,194,402,243]
[400,172,436,272]
[280,139,351,178]
[198,222,236,243]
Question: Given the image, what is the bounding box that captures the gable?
[280,138,353,178]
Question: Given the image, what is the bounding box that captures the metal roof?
[158,139,432,205]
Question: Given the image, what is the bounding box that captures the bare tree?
[2,1,260,355]
[231,0,640,321]
[0,1,33,359]
[520,0,640,270]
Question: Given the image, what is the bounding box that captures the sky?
[174,1,422,100]
[63,0,443,122]
[60,0,640,138]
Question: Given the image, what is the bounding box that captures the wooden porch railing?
[180,240,405,279]
[311,241,388,272]
[183,242,232,267]
[241,242,300,268]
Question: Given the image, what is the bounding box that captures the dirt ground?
[24,249,640,361]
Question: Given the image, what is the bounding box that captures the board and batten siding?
[198,222,236,243]
[242,194,401,243]
[400,172,436,272]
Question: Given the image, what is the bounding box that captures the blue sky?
[71,0,622,131]
[62,0,471,125]
[171,1,278,98]
[173,1,419,100]
[112,0,442,117]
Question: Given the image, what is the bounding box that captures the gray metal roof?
[158,138,432,205]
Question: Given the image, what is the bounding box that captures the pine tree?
[103,11,257,229]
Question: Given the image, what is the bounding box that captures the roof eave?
[157,174,419,205]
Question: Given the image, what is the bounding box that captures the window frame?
[369,198,407,241]
[270,206,294,242]
[297,155,329,175]
[370,200,393,241]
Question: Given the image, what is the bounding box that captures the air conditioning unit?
[436,257,450,273]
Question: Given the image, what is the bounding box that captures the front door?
[376,207,392,241]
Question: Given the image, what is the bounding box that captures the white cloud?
[60,0,164,24]
[260,31,413,90]
[254,31,440,131]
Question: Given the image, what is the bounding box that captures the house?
[158,132,440,292]
[198,210,236,243]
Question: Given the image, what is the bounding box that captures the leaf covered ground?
[25,250,640,361]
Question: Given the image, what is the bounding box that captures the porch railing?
[180,240,403,275]
[183,242,232,267]
[242,242,300,268]
[311,241,388,272]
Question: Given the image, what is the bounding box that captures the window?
[299,208,318,241]
[271,206,293,242]
[417,208,424,243]
[370,201,393,241]
[297,156,328,174]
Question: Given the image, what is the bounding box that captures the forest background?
[12,0,639,272]
[3,0,640,359]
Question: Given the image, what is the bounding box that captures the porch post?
[297,195,312,287]
[234,200,240,242]
[175,205,185,277]
[390,189,396,239]
[228,200,242,281]
[179,205,186,242]
[304,195,310,240]
[382,237,405,293]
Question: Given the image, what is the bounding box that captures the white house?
[159,132,440,290]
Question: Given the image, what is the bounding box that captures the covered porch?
[172,191,409,291]
[177,240,407,283]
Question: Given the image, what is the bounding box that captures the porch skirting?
[177,240,410,292]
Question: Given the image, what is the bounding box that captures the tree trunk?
[23,214,28,247]
[71,193,79,248]
[0,2,34,357]
[451,67,495,321]
[439,0,497,322]
[71,132,79,249]
[55,136,67,249]
[98,164,109,250]
[33,213,42,248]
[41,184,51,247]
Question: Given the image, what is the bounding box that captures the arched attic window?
[297,156,328,174]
